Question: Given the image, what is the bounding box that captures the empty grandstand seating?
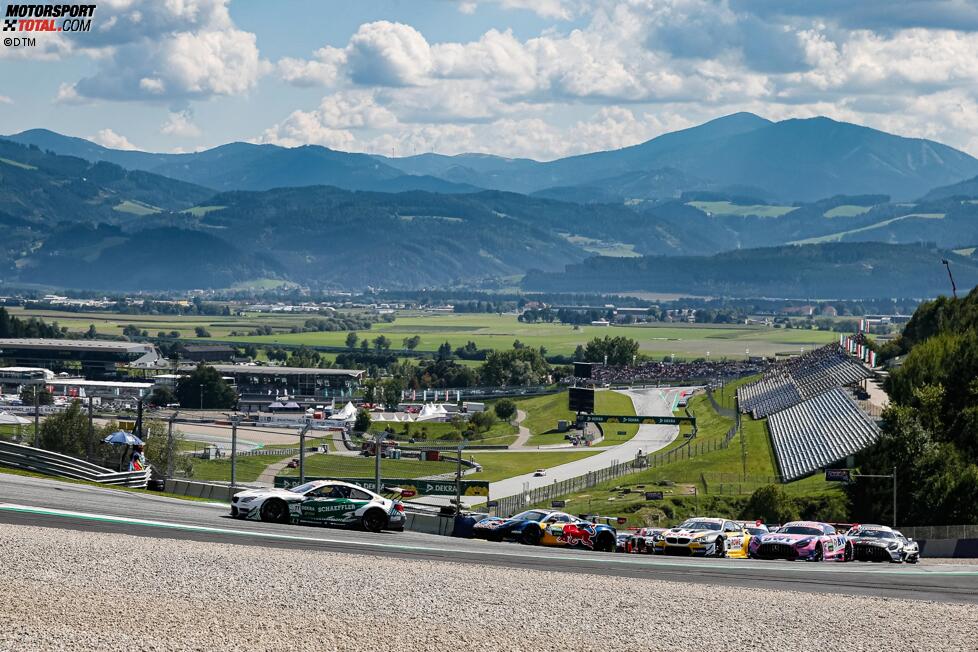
[767,388,881,481]
[737,345,873,418]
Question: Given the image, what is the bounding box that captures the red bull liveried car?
[472,509,617,552]
[749,520,853,561]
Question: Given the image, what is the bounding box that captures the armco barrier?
[915,538,978,558]
[402,512,455,536]
[163,479,238,502]
[0,440,150,488]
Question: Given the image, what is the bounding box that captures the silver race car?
[845,524,920,563]
[231,480,405,532]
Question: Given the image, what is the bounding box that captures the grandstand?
[768,388,881,481]
[737,345,872,418]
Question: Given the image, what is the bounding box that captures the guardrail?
[900,524,978,540]
[0,441,150,487]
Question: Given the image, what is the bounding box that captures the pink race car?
[748,520,853,562]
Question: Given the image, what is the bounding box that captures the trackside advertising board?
[578,414,697,426]
[274,476,490,497]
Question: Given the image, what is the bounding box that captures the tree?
[122,324,142,337]
[480,348,550,386]
[85,324,97,339]
[194,326,212,338]
[141,419,193,477]
[147,386,177,407]
[38,400,93,457]
[20,385,53,406]
[346,332,359,349]
[242,344,259,360]
[354,409,372,433]
[741,485,799,524]
[493,398,517,421]
[583,335,640,366]
[175,364,236,409]
[437,341,453,361]
[382,378,403,411]
[372,335,392,350]
[360,339,370,352]
[403,335,421,350]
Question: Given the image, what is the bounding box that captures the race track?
[2,474,976,605]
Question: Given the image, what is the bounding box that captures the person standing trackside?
[130,445,146,472]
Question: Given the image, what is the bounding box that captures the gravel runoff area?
[2,525,977,652]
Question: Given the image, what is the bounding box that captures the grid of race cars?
[229,481,920,563]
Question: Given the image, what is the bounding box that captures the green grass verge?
[466,451,600,483]
[279,454,457,479]
[190,453,292,482]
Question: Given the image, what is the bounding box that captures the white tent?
[333,401,357,421]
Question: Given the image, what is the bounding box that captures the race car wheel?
[260,499,290,524]
[811,543,824,562]
[520,525,542,545]
[844,541,854,562]
[907,556,919,564]
[361,509,388,533]
[714,537,726,558]
[595,532,616,553]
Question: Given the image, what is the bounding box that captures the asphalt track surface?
[2,474,977,605]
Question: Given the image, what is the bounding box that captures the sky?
[2,0,978,160]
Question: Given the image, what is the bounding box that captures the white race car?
[231,480,405,532]
[846,524,920,563]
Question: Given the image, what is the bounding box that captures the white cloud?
[17,0,267,103]
[54,83,85,105]
[458,0,581,20]
[346,21,433,87]
[0,96,12,105]
[161,110,202,138]
[91,128,138,150]
[74,28,269,101]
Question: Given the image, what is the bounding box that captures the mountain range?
[9,113,978,203]
[4,113,978,295]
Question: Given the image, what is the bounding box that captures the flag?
[839,334,845,346]
[870,351,877,367]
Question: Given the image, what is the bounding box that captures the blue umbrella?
[103,431,143,446]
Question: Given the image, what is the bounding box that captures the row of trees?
[851,288,978,525]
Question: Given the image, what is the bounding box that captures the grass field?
[7,308,839,359]
[517,390,638,447]
[688,201,797,218]
[792,213,947,245]
[823,205,873,218]
[190,453,293,482]
[467,451,600,482]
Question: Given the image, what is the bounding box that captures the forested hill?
[850,287,978,525]
[521,243,978,299]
